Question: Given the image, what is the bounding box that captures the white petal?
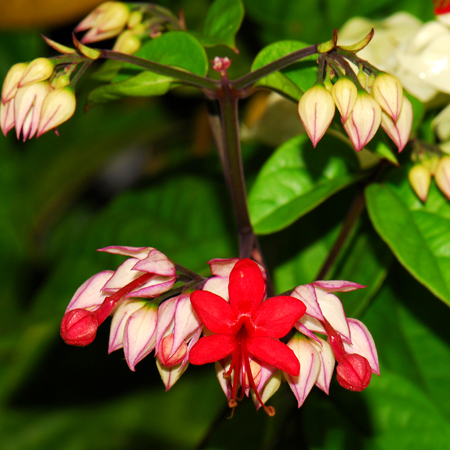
[108,300,145,353]
[66,271,114,312]
[343,318,380,375]
[310,338,335,394]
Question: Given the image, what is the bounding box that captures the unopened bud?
[19,58,54,88]
[372,73,403,122]
[298,84,335,147]
[2,62,28,104]
[157,334,187,367]
[332,78,357,123]
[343,91,381,151]
[435,156,450,200]
[61,309,98,346]
[127,10,143,29]
[113,30,141,54]
[381,96,413,152]
[37,86,76,137]
[1,99,15,136]
[77,2,130,44]
[336,353,372,392]
[408,165,431,202]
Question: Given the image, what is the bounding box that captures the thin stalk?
[315,190,365,280]
[232,45,318,91]
[216,77,255,259]
[100,50,219,91]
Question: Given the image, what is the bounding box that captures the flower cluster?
[1,59,76,140]
[298,32,413,153]
[74,1,184,55]
[62,252,379,415]
[409,153,450,201]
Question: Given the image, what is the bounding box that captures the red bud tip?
[336,353,372,391]
[61,309,98,346]
[157,334,187,367]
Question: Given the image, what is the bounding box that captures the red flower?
[189,258,306,415]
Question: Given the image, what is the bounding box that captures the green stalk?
[232,44,318,91]
[100,50,219,91]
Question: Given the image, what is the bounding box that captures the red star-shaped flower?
[189,258,306,415]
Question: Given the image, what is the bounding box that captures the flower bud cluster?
[61,252,379,412]
[75,2,184,55]
[409,156,450,202]
[61,246,205,391]
[1,58,76,140]
[298,59,413,153]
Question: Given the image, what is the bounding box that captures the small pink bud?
[19,58,55,88]
[408,165,431,202]
[61,309,98,346]
[332,78,357,123]
[343,91,381,151]
[298,84,335,147]
[381,96,413,152]
[435,156,450,200]
[2,62,28,104]
[77,2,130,44]
[371,73,403,122]
[336,353,372,392]
[37,86,76,137]
[157,334,187,367]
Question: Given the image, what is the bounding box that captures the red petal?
[228,259,265,317]
[252,296,306,338]
[189,334,236,365]
[190,290,236,334]
[246,336,300,376]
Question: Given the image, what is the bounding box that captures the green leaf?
[194,0,244,50]
[248,134,361,234]
[366,178,450,306]
[251,40,317,101]
[87,71,173,106]
[87,31,208,106]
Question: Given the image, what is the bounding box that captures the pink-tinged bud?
[19,58,55,88]
[371,73,403,122]
[157,334,187,367]
[343,91,381,151]
[251,370,282,411]
[113,30,141,55]
[124,303,158,371]
[381,96,413,152]
[212,57,232,73]
[285,333,321,407]
[14,81,52,141]
[435,156,450,200]
[408,165,431,202]
[61,309,98,346]
[76,2,130,44]
[37,86,76,137]
[2,62,28,104]
[1,99,15,136]
[332,78,357,123]
[298,84,335,147]
[336,353,372,392]
[156,357,189,391]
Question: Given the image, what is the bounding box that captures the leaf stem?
[100,49,219,91]
[231,44,318,91]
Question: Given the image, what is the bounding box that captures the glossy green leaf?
[87,31,208,106]
[194,0,244,50]
[251,40,317,101]
[366,177,450,306]
[248,134,361,234]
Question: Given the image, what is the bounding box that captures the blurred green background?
[2,1,450,449]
